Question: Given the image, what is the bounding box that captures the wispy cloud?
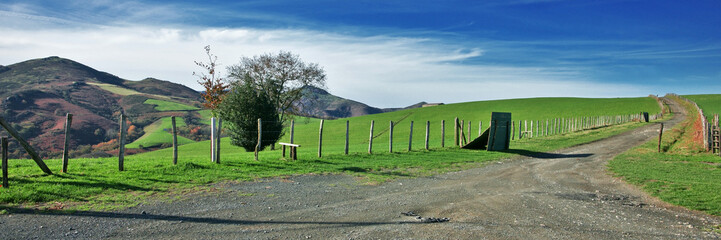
[2,0,717,107]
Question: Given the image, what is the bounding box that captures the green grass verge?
[609,96,721,216]
[125,117,195,149]
[144,99,199,111]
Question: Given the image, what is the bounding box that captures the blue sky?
[1,0,720,107]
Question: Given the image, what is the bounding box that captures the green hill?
[136,96,661,160]
[684,94,721,121]
[126,117,195,149]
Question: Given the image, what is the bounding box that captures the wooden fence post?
[441,120,445,148]
[478,121,482,137]
[171,116,178,165]
[389,121,394,153]
[2,137,8,188]
[210,117,216,162]
[545,119,549,137]
[255,118,261,161]
[62,113,72,173]
[345,120,349,155]
[118,114,126,171]
[216,118,222,164]
[658,123,664,152]
[408,121,413,151]
[531,120,535,138]
[467,121,472,143]
[511,120,515,140]
[290,119,295,144]
[425,121,430,150]
[368,120,374,154]
[460,120,465,144]
[0,117,53,175]
[454,117,459,146]
[318,119,324,158]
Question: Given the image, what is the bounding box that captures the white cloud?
[0,15,653,107]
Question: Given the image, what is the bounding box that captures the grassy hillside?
[126,117,195,149]
[0,96,661,209]
[144,99,199,111]
[133,97,659,161]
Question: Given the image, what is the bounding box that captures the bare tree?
[194,45,228,116]
[226,51,326,124]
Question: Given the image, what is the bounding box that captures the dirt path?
[2,98,720,239]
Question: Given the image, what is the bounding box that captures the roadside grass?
[125,117,195,149]
[144,99,199,111]
[608,95,721,216]
[0,96,661,211]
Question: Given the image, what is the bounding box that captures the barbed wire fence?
[0,109,660,188]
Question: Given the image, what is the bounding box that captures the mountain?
[0,56,424,158]
[297,86,425,119]
[0,56,203,158]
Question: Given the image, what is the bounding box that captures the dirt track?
[2,98,720,239]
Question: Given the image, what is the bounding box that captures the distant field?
[684,94,721,121]
[144,99,199,111]
[88,82,171,100]
[87,82,141,96]
[126,117,195,149]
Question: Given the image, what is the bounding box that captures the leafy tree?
[194,45,228,116]
[226,51,326,125]
[217,81,283,151]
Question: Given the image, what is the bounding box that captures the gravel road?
[2,98,720,239]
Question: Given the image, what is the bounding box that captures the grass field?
[274,96,660,155]
[609,95,721,216]
[143,99,199,111]
[0,96,661,210]
[125,117,195,149]
[684,94,721,122]
[87,82,142,96]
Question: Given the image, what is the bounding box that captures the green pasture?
[143,99,199,111]
[277,96,659,156]
[609,95,721,216]
[684,94,721,122]
[125,117,195,149]
[0,96,662,210]
[87,82,142,96]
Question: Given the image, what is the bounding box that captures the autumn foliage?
[194,45,228,114]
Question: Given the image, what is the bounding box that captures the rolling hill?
[0,56,203,158]
[0,56,427,158]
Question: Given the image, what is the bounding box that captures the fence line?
[669,93,711,150]
[0,109,661,180]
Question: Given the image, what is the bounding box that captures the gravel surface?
[2,98,720,239]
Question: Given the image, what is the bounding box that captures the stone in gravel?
[401,211,418,216]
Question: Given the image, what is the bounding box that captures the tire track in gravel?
[2,97,720,239]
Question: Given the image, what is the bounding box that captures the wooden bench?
[279,142,300,160]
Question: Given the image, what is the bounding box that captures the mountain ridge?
[0,56,423,158]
